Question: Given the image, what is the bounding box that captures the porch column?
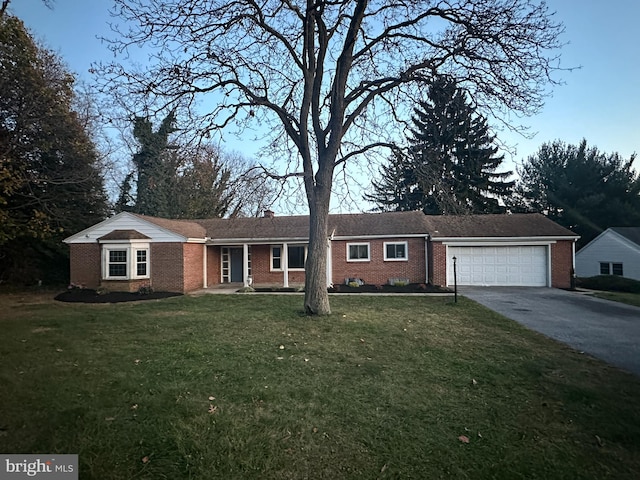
[282,242,289,288]
[203,244,208,288]
[243,243,250,287]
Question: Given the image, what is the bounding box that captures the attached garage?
[447,245,548,287]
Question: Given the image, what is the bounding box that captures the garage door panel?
[449,245,548,287]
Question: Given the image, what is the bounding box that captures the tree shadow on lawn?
[54,289,182,304]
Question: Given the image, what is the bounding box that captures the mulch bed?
[54,289,182,304]
[329,283,451,294]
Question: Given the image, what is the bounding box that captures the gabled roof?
[131,214,206,239]
[423,213,577,239]
[610,227,640,248]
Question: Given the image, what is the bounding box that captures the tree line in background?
[1,3,639,288]
[0,12,274,285]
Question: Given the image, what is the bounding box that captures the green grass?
[1,292,640,479]
[590,291,640,308]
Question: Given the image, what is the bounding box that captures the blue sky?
[9,0,640,178]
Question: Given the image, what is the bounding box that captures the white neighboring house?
[575,227,640,281]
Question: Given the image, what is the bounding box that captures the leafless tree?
[97,0,565,315]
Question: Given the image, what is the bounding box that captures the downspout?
[424,235,430,285]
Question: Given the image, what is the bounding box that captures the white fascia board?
[208,237,309,245]
[64,212,188,244]
[186,238,207,244]
[63,212,131,243]
[437,236,578,245]
[332,234,429,241]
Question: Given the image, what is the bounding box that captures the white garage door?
[448,246,548,287]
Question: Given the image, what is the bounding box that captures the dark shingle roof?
[132,214,206,239]
[610,227,640,247]
[98,229,151,241]
[134,211,577,241]
[423,213,577,238]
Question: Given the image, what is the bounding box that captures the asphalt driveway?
[460,287,640,377]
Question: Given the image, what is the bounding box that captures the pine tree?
[368,76,513,214]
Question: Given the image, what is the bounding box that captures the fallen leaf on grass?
[141,456,149,464]
[105,417,115,422]
[472,379,478,386]
[208,396,215,401]
[380,464,388,473]
[595,435,604,447]
[458,435,470,444]
[130,404,138,410]
[208,404,218,414]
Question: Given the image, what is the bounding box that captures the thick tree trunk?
[303,187,331,315]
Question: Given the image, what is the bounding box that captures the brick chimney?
[263,209,275,218]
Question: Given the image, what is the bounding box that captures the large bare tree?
[98,0,565,315]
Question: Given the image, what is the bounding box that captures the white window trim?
[270,245,282,272]
[347,242,370,262]
[271,244,308,271]
[101,242,150,280]
[384,241,408,261]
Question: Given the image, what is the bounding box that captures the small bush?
[137,285,154,295]
[96,286,110,295]
[576,275,640,293]
[348,281,360,288]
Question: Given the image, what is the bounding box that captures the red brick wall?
[331,238,427,286]
[69,243,100,289]
[101,278,150,293]
[551,240,574,289]
[430,241,447,286]
[250,244,306,285]
[150,243,184,293]
[183,243,204,292]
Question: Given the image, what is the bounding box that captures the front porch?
[206,242,330,289]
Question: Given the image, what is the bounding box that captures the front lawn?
[1,293,639,479]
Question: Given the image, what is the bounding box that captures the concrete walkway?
[460,287,640,377]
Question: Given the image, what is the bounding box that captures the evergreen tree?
[510,140,640,248]
[368,76,513,214]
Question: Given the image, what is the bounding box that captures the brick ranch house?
[63,210,579,293]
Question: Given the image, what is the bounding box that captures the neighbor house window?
[600,262,624,276]
[347,243,370,262]
[384,242,408,261]
[102,244,150,280]
[271,245,307,270]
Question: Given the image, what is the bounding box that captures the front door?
[230,248,243,283]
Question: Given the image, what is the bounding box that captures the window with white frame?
[347,243,370,262]
[102,243,150,280]
[600,262,623,276]
[384,241,408,261]
[271,245,307,270]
